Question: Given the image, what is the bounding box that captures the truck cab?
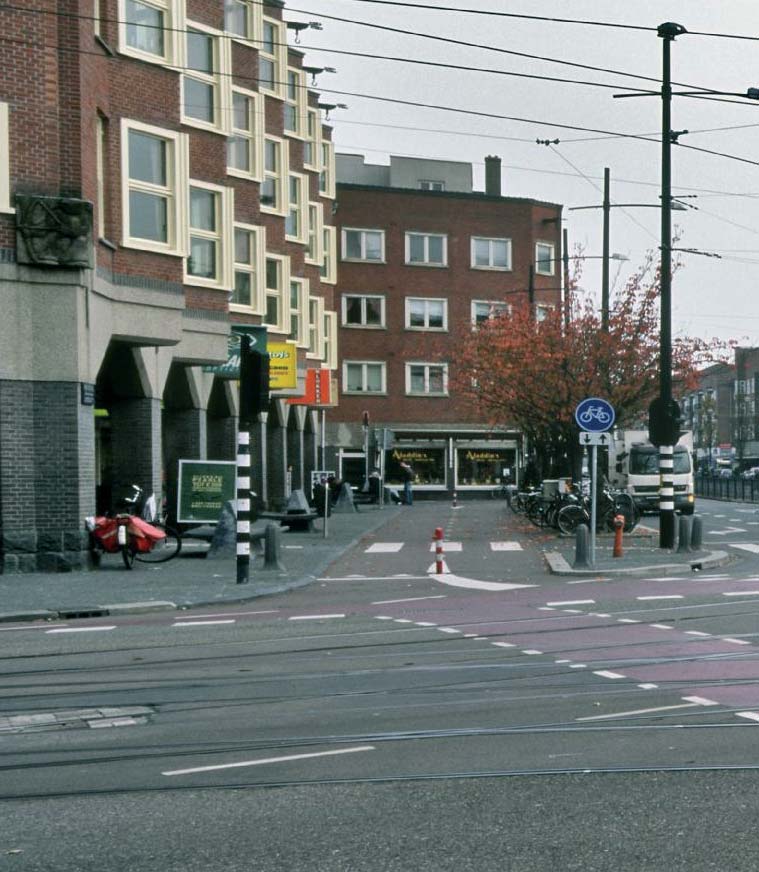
[609,431,695,515]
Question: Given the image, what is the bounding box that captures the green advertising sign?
[202,325,268,378]
[177,460,237,523]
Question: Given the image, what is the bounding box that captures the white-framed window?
[231,222,265,313]
[261,136,288,215]
[306,202,324,265]
[323,311,338,370]
[342,227,385,262]
[285,173,308,243]
[342,294,385,328]
[319,141,336,199]
[536,241,556,275]
[321,225,337,284]
[182,23,231,134]
[405,232,447,267]
[121,119,188,254]
[259,17,286,98]
[405,297,447,331]
[227,88,263,180]
[420,179,444,191]
[303,107,322,171]
[0,102,11,214]
[223,0,262,42]
[288,278,309,346]
[284,68,307,138]
[406,362,449,396]
[185,181,234,289]
[95,116,108,239]
[343,361,386,394]
[118,0,184,67]
[535,303,554,322]
[471,236,511,270]
[307,295,324,359]
[263,253,289,333]
[471,300,510,326]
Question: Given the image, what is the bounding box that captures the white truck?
[608,429,695,515]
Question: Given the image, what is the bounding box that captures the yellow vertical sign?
[268,342,297,389]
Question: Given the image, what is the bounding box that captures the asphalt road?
[4,498,759,870]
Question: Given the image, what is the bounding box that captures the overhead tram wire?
[285,0,759,43]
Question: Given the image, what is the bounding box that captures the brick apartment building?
[325,154,563,498]
[0,0,338,572]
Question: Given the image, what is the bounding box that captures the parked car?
[741,467,759,479]
[717,468,734,478]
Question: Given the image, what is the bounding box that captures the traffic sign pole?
[590,444,597,567]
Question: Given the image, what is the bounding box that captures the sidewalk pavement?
[543,523,731,577]
[0,505,403,624]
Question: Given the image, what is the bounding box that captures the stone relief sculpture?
[15,194,93,268]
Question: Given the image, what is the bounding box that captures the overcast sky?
[285,0,759,348]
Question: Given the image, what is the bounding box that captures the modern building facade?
[0,0,338,572]
[325,154,563,498]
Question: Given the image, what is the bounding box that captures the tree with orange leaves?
[450,250,724,480]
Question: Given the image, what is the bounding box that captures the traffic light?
[239,335,269,424]
[648,396,682,447]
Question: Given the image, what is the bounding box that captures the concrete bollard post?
[262,523,286,572]
[573,524,592,569]
[690,515,703,551]
[677,515,692,553]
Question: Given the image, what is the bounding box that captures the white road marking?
[538,607,556,611]
[365,543,404,553]
[163,745,375,777]
[429,542,462,552]
[637,595,683,601]
[371,595,447,605]
[710,527,747,535]
[730,543,759,554]
[427,560,452,574]
[546,600,596,607]
[184,610,278,619]
[415,621,438,627]
[323,575,430,582]
[431,573,534,591]
[522,649,543,655]
[685,631,711,637]
[393,619,413,624]
[723,591,759,597]
[722,637,751,645]
[594,614,611,618]
[650,624,674,630]
[438,627,462,634]
[593,670,626,679]
[563,609,583,613]
[289,614,346,621]
[736,712,759,723]
[638,683,659,689]
[617,618,640,624]
[569,663,587,669]
[173,620,236,627]
[490,542,523,551]
[492,642,515,648]
[46,626,116,634]
[555,659,572,664]
[577,698,717,722]
[0,623,69,632]
[374,616,394,621]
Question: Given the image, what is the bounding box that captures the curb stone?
[544,549,732,577]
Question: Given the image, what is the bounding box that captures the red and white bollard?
[433,527,444,574]
[613,514,625,559]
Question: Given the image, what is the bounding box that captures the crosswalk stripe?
[490,542,523,551]
[365,543,404,553]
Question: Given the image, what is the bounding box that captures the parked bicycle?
[556,487,640,536]
[86,485,182,569]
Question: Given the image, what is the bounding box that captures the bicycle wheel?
[509,492,524,514]
[135,524,182,563]
[121,544,136,570]
[557,505,587,536]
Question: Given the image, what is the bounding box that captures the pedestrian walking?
[399,461,415,505]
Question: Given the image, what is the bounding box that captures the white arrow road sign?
[579,432,610,446]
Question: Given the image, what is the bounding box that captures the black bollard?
[574,524,592,569]
[677,515,692,553]
[262,523,286,572]
[690,515,703,552]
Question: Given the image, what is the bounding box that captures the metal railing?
[696,475,759,503]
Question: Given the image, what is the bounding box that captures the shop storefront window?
[386,447,446,487]
[456,448,515,486]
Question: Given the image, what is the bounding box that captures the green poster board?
[177,460,237,523]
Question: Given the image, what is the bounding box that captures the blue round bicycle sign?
[575,397,615,432]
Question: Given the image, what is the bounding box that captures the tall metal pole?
[601,167,611,332]
[562,227,570,329]
[657,22,685,549]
